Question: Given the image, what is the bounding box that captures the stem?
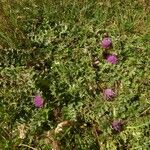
[19,144,37,150]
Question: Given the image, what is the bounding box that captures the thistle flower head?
[34,95,44,108]
[106,54,118,64]
[101,37,112,49]
[111,120,123,132]
[104,88,115,100]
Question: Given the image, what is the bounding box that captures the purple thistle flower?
[101,37,112,49]
[111,120,124,132]
[34,95,44,108]
[106,54,118,64]
[104,88,115,100]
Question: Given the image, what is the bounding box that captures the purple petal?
[34,95,44,108]
[101,37,112,49]
[106,54,118,64]
[104,88,115,100]
[111,120,123,132]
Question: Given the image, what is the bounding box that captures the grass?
[0,0,150,149]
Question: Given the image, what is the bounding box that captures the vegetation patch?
[0,0,150,149]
